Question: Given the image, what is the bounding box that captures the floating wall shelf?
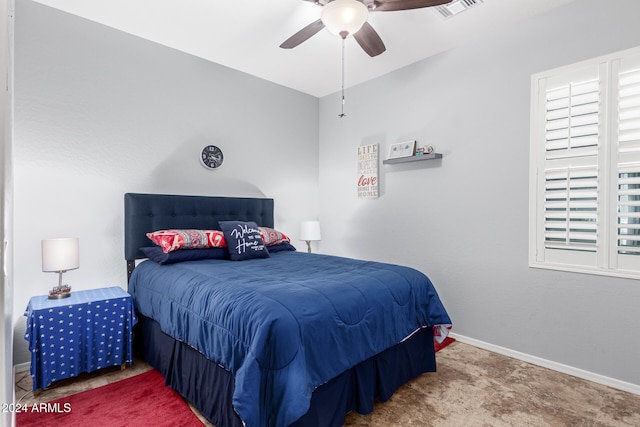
[382,153,442,165]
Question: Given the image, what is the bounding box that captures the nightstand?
[24,286,137,392]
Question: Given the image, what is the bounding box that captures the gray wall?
[10,0,640,394]
[318,0,640,387]
[2,0,14,425]
[12,1,319,364]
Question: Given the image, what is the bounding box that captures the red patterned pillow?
[258,227,291,246]
[146,229,227,253]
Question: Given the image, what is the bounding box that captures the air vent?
[434,0,483,19]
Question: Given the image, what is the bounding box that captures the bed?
[124,192,451,427]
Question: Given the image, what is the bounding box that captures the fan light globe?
[321,0,369,38]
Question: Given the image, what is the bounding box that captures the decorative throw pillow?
[266,242,297,253]
[146,229,226,253]
[140,246,229,265]
[258,227,291,246]
[219,221,270,261]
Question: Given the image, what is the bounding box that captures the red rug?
[434,335,456,352]
[16,369,203,427]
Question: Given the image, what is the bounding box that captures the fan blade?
[373,0,451,11]
[280,19,325,49]
[353,22,386,57]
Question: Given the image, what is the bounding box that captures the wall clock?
[200,145,224,169]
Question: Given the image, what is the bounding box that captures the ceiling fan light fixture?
[321,0,369,38]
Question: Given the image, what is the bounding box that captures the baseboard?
[14,362,29,373]
[449,332,640,396]
[13,335,640,396]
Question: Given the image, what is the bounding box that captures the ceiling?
[32,0,576,98]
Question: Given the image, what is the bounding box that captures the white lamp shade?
[321,0,369,37]
[299,221,322,241]
[42,238,79,272]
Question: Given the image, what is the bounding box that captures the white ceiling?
[33,0,576,98]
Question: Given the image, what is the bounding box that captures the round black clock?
[200,145,224,169]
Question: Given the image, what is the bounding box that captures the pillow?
[219,221,270,261]
[258,227,291,246]
[266,242,297,253]
[140,246,229,265]
[146,229,226,253]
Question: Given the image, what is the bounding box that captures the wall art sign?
[357,144,379,199]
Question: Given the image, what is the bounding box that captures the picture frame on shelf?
[388,140,416,159]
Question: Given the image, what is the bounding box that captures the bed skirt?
[135,314,437,427]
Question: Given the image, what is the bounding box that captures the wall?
[2,0,14,425]
[318,0,640,389]
[12,0,640,395]
[12,1,319,364]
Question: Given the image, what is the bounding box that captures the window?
[529,46,640,279]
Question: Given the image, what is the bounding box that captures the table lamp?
[42,237,79,299]
[299,221,321,253]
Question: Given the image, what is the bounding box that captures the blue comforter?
[128,251,451,427]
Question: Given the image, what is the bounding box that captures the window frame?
[529,45,640,280]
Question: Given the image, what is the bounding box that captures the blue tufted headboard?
[124,193,274,280]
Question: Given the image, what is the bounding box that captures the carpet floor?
[15,341,640,426]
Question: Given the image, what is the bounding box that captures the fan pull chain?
[339,36,346,118]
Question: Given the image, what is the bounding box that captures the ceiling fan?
[280,0,452,57]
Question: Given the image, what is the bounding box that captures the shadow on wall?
[143,137,267,198]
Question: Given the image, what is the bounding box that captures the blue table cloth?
[24,286,137,391]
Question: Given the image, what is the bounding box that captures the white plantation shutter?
[531,46,640,279]
[544,166,598,252]
[617,167,640,256]
[614,59,640,273]
[532,64,603,269]
[618,67,640,154]
[544,79,600,159]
